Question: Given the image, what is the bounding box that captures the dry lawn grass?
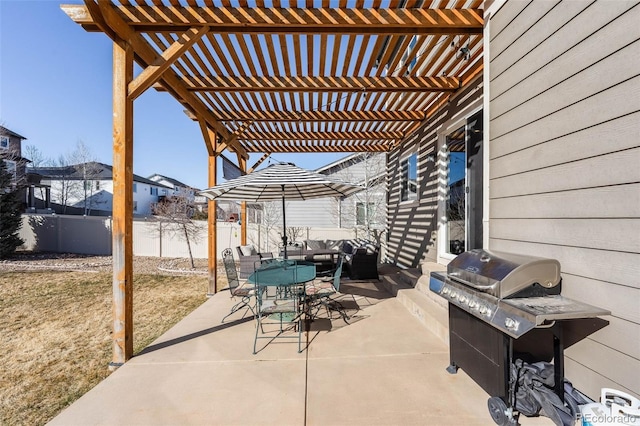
[0,256,226,426]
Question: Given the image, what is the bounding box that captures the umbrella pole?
[281,186,288,258]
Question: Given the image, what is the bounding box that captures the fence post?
[159,221,163,258]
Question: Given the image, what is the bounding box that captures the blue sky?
[0,0,348,189]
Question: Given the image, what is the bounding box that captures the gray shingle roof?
[28,162,172,188]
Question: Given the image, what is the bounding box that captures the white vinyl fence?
[18,214,359,259]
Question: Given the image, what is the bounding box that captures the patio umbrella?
[199,162,363,257]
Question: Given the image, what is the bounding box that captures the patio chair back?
[332,255,344,292]
[222,248,240,294]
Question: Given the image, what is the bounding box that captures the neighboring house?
[282,153,387,232]
[30,162,172,216]
[386,1,638,400]
[0,126,29,204]
[147,173,197,202]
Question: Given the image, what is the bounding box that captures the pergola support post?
[207,147,217,296]
[110,38,134,370]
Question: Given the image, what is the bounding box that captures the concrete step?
[380,272,412,297]
[386,261,450,344]
[396,287,449,345]
[397,267,421,287]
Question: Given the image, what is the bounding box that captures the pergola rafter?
[61,0,484,366]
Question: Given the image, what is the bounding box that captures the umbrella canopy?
[199,162,364,256]
[200,162,362,202]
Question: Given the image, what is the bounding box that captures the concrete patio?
[48,273,553,426]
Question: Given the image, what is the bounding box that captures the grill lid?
[447,249,561,299]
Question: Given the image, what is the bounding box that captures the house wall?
[268,154,387,232]
[0,130,27,199]
[148,175,196,202]
[387,77,483,268]
[40,179,166,216]
[487,0,639,398]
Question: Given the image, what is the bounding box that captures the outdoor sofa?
[235,245,273,279]
[304,239,380,280]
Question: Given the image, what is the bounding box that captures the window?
[95,181,100,190]
[133,201,138,212]
[0,136,9,149]
[400,153,417,202]
[4,160,16,181]
[356,202,376,226]
[150,187,158,196]
[445,126,466,255]
[133,183,137,193]
[441,109,483,257]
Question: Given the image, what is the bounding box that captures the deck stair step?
[397,267,421,287]
[380,272,412,297]
[396,287,449,344]
[385,262,450,344]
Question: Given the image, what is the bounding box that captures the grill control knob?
[459,296,467,304]
[450,292,458,299]
[442,287,450,295]
[505,318,520,331]
[468,301,477,309]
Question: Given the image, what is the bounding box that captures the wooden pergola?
[62,0,483,367]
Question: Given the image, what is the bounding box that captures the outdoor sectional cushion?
[305,239,326,250]
[240,245,257,256]
[303,239,377,255]
[342,241,357,254]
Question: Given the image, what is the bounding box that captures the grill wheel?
[487,397,517,426]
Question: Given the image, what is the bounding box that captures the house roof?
[316,152,385,186]
[148,173,193,189]
[1,153,31,163]
[62,0,483,169]
[0,126,27,140]
[30,161,172,188]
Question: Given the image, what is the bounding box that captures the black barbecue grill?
[429,249,610,425]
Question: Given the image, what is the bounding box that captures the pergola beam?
[180,76,460,92]
[191,109,428,122]
[61,5,483,34]
[239,130,404,140]
[127,25,209,100]
[241,141,395,153]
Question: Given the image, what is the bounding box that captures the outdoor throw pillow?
[341,241,354,254]
[240,245,255,256]
[306,240,325,250]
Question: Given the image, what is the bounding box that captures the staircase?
[380,262,450,344]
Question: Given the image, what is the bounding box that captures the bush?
[0,160,24,258]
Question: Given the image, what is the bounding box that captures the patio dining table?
[247,259,317,352]
[247,259,316,288]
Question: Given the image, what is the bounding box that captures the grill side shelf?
[501,296,611,323]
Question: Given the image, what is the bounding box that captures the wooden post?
[207,144,217,296]
[110,39,134,369]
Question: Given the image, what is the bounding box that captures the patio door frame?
[437,106,484,264]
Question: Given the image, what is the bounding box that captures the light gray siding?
[488,0,640,399]
[387,78,483,268]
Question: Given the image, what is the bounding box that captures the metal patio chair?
[304,255,349,323]
[221,248,256,323]
[252,259,304,354]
